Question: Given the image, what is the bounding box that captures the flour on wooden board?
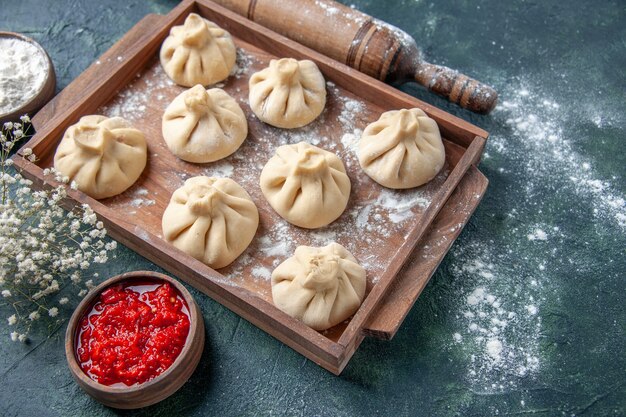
[95,45,446,307]
[101,49,255,121]
[223,80,441,284]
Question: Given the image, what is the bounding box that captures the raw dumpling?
[162,85,248,163]
[271,243,366,331]
[358,108,446,189]
[160,13,236,87]
[53,115,147,199]
[162,176,258,269]
[249,58,326,128]
[260,142,350,229]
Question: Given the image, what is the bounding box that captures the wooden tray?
[16,0,488,374]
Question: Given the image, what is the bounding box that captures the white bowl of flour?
[0,32,56,124]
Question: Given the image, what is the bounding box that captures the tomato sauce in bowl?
[75,280,191,386]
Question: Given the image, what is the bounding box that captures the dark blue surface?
[1,1,625,416]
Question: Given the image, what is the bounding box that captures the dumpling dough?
[271,243,366,331]
[160,13,236,87]
[260,142,350,229]
[53,115,147,199]
[358,108,446,189]
[249,58,326,128]
[162,176,258,269]
[162,85,247,163]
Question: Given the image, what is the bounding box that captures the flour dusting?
[204,161,234,178]
[491,83,626,230]
[447,79,625,392]
[449,243,542,389]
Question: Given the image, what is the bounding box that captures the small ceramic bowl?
[65,271,205,409]
[0,31,56,124]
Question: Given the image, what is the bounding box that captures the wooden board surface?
[17,0,488,374]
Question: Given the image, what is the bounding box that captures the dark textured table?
[1,1,625,416]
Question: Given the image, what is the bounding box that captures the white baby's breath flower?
[1,144,114,341]
[70,181,78,190]
[13,129,23,139]
[27,154,36,162]
[20,115,30,123]
[3,122,13,130]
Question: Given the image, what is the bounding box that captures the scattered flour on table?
[490,84,626,230]
[0,38,49,114]
[527,228,548,241]
[449,243,543,389]
[448,79,624,391]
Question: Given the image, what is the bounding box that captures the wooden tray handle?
[362,166,489,340]
[32,14,165,130]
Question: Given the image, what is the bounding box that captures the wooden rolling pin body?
[214,0,497,114]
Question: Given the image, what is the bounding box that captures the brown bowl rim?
[65,270,203,396]
[0,31,56,122]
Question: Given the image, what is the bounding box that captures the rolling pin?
[213,0,498,114]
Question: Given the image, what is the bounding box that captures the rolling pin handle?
[415,62,498,114]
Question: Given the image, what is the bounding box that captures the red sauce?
[75,280,191,386]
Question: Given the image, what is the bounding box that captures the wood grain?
[19,0,488,374]
[65,271,205,409]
